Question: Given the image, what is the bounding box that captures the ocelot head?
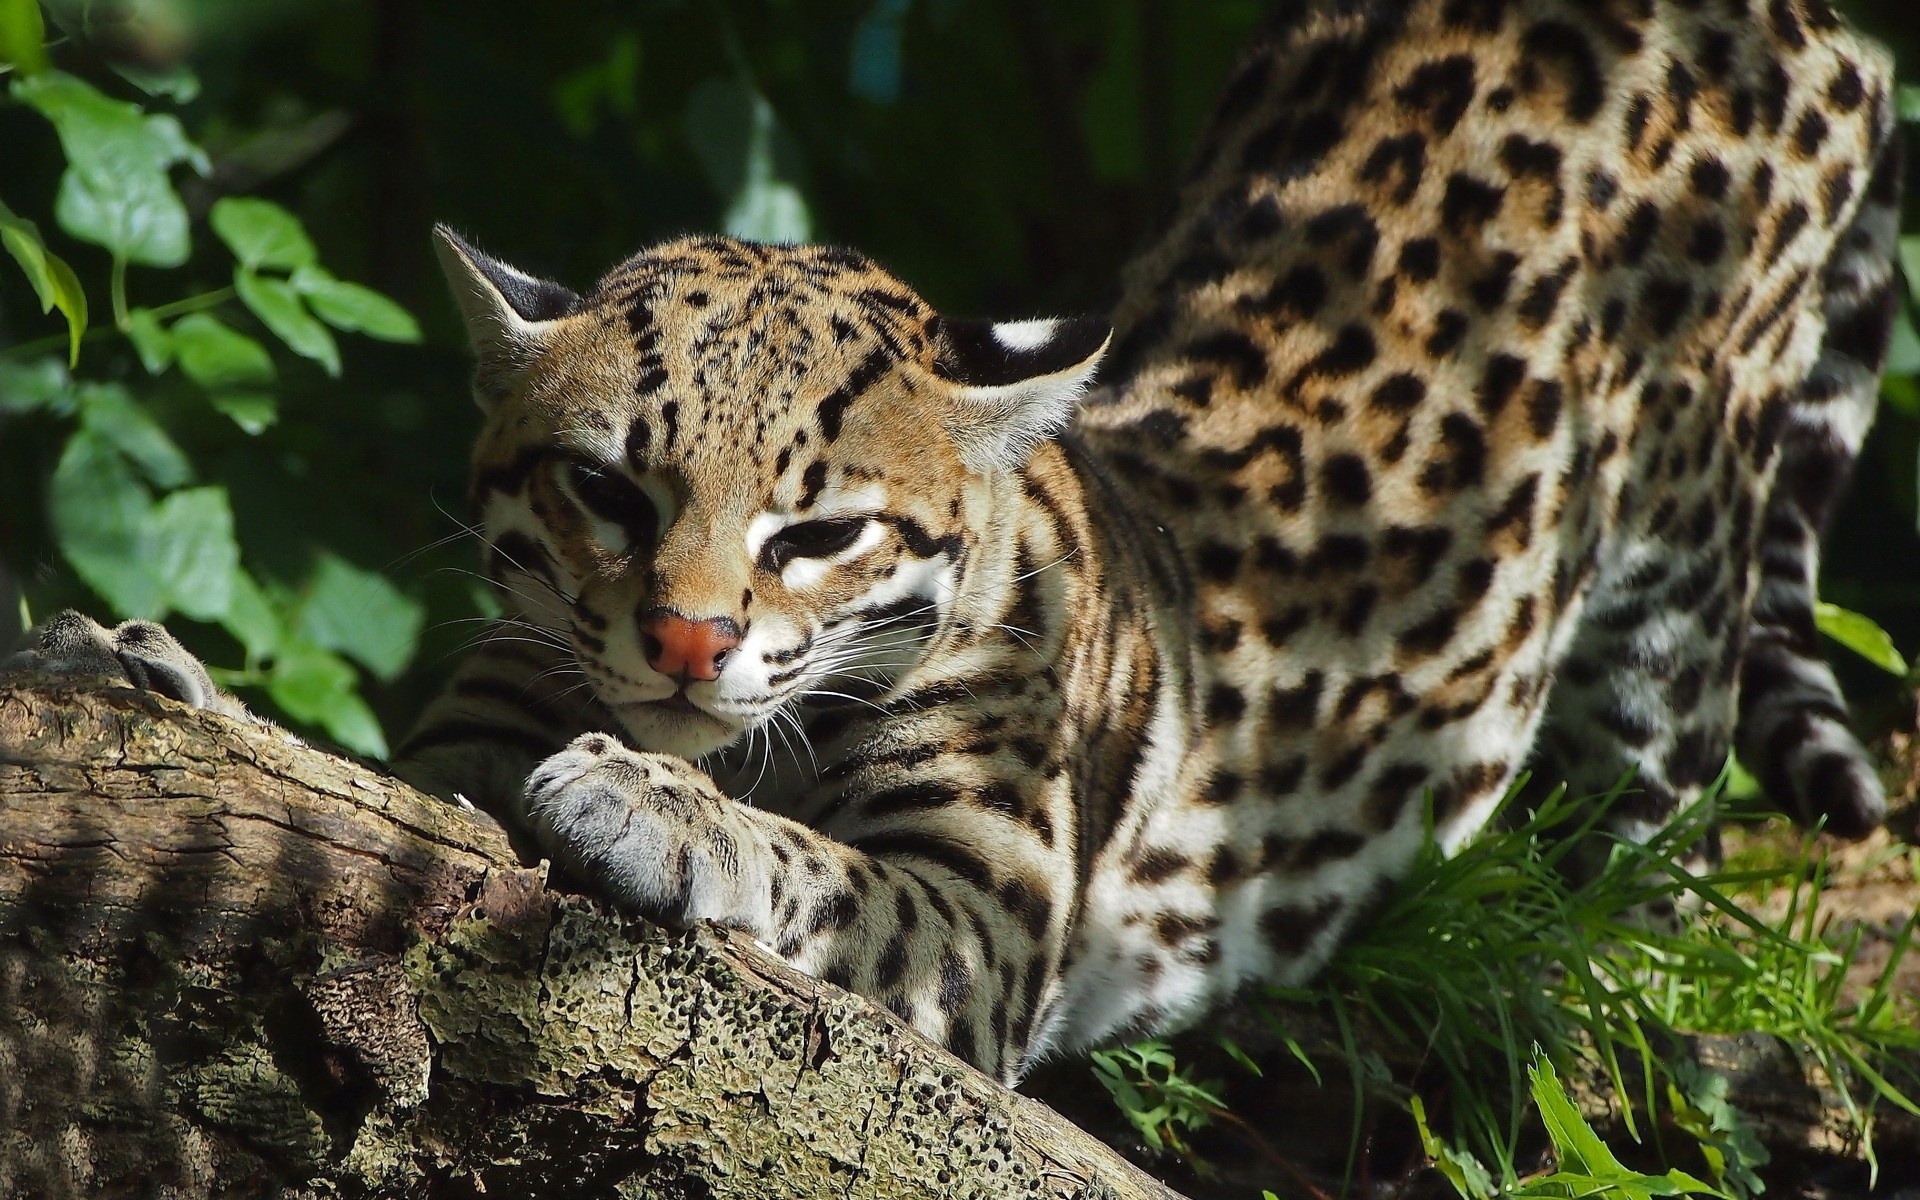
[435,228,1108,759]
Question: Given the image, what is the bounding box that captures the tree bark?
[1,678,1915,1199]
[0,677,1180,1200]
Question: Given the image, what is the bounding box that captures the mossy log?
[2,677,1916,1199]
[0,678,1179,1199]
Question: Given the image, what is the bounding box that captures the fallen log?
[2,677,1915,1199]
[0,677,1179,1199]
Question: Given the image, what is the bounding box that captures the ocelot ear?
[432,224,583,408]
[933,316,1111,472]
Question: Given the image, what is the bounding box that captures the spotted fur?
[11,0,1898,1084]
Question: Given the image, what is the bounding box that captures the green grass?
[1092,776,1920,1198]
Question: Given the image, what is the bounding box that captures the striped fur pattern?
[9,0,1897,1084]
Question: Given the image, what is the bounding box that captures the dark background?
[1,0,1916,748]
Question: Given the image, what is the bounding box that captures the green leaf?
[267,639,388,757]
[49,428,164,618]
[210,197,317,272]
[11,71,201,266]
[220,568,283,661]
[171,312,276,389]
[1815,601,1908,676]
[126,307,174,374]
[1901,235,1920,312]
[0,356,72,415]
[290,266,421,342]
[147,487,238,622]
[76,382,192,488]
[1411,1095,1495,1200]
[684,76,812,244]
[237,268,340,375]
[206,390,278,435]
[1901,84,1920,125]
[0,0,48,76]
[0,198,89,365]
[292,553,424,682]
[1884,307,1920,377]
[110,63,200,103]
[1530,1057,1622,1175]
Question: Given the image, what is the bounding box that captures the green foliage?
[1815,601,1909,677]
[1,10,422,755]
[1096,782,1920,1196]
[1090,1040,1225,1159]
[1415,1060,1723,1200]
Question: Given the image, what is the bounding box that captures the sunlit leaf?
[1901,84,1920,124]
[211,197,317,272]
[684,76,811,244]
[147,486,238,622]
[0,198,88,365]
[268,639,388,757]
[76,382,192,489]
[171,312,275,389]
[0,356,71,415]
[237,268,340,375]
[1815,601,1908,676]
[0,0,48,76]
[1901,234,1920,311]
[11,71,201,266]
[206,390,278,434]
[111,63,201,103]
[290,266,421,342]
[292,552,424,682]
[126,307,173,374]
[49,429,163,618]
[220,567,283,661]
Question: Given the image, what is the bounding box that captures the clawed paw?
[3,610,244,717]
[524,734,740,924]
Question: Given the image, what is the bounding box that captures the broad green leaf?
[1902,84,1920,124]
[207,390,278,434]
[1411,1095,1495,1200]
[1902,235,1920,311]
[0,356,71,415]
[76,382,192,488]
[237,268,340,375]
[268,639,388,757]
[1529,1058,1621,1175]
[12,71,200,266]
[1884,372,1920,419]
[1884,308,1920,377]
[292,552,424,682]
[0,199,88,364]
[220,567,283,661]
[147,487,238,622]
[684,76,812,244]
[211,197,317,272]
[126,307,174,374]
[290,266,421,342]
[1815,601,1908,676]
[0,0,48,76]
[111,63,201,102]
[49,428,164,618]
[171,312,275,389]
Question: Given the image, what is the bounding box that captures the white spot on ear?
[991,319,1060,352]
[948,332,1111,474]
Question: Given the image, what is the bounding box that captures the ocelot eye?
[564,459,659,550]
[760,517,869,571]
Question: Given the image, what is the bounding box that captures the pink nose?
[639,612,742,682]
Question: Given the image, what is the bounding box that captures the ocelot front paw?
[525,734,765,930]
[3,609,249,719]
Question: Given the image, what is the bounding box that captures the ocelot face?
[437,230,1107,760]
